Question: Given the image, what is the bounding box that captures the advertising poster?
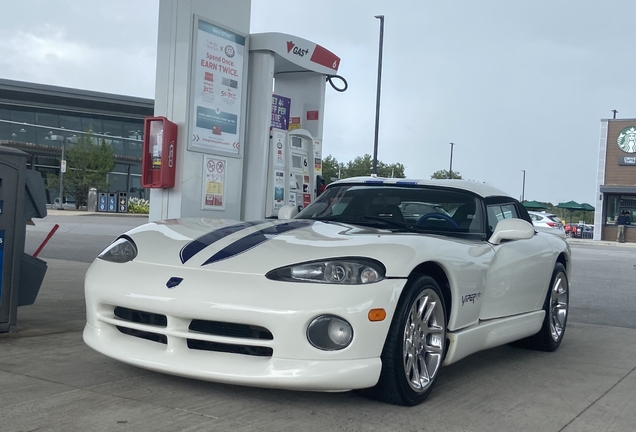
[313,139,322,175]
[191,19,245,155]
[302,175,311,194]
[289,117,301,130]
[271,94,291,130]
[203,155,226,209]
[274,170,285,210]
[272,130,286,168]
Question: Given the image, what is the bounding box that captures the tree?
[321,154,406,183]
[322,155,343,183]
[377,161,406,178]
[48,132,115,208]
[345,154,375,177]
[431,169,462,179]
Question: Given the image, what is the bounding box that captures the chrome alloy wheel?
[403,288,445,393]
[550,271,569,342]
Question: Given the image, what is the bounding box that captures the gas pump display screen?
[291,137,303,149]
[292,155,303,169]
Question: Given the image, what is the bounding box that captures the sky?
[1,0,635,205]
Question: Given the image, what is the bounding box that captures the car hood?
[120,218,486,277]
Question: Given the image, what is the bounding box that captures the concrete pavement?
[1,258,635,431]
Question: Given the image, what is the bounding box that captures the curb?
[45,210,148,218]
[566,238,636,248]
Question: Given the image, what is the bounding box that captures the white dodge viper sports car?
[83,177,570,406]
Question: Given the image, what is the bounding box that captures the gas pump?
[148,4,345,222]
[242,32,344,221]
[266,128,316,217]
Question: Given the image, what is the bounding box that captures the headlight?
[98,236,137,263]
[266,258,385,284]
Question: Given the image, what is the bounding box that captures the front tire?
[373,275,447,406]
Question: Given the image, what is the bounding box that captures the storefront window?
[123,121,143,140]
[82,117,103,135]
[620,197,636,225]
[10,109,37,144]
[126,140,142,158]
[0,108,10,140]
[36,112,59,127]
[605,196,619,224]
[59,115,82,132]
[607,195,636,225]
[0,102,148,200]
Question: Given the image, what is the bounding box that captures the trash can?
[87,188,97,213]
[97,193,108,212]
[117,192,128,213]
[107,193,117,213]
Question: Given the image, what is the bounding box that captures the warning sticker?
[203,155,226,209]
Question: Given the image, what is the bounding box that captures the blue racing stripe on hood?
[201,220,313,266]
[179,221,262,264]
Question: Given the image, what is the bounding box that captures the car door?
[479,198,554,320]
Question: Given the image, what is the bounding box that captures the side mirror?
[278,205,298,220]
[488,218,534,245]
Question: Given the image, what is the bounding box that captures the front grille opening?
[117,326,167,344]
[189,320,273,340]
[114,307,167,327]
[187,339,273,357]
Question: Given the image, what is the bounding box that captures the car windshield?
[296,185,484,236]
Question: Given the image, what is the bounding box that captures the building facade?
[594,118,636,242]
[0,79,154,205]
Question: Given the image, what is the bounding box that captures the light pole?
[448,142,455,179]
[372,14,384,175]
[53,135,66,210]
[521,170,526,202]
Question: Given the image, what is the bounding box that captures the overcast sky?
[2,0,635,205]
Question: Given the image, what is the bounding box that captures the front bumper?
[84,322,381,391]
[83,259,407,391]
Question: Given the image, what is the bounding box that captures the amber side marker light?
[368,308,386,322]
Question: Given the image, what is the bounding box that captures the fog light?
[328,318,353,346]
[307,315,353,351]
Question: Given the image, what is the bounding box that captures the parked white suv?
[528,211,566,239]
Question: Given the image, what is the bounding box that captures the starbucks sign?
[617,126,636,153]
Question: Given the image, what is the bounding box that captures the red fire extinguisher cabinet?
[142,116,178,188]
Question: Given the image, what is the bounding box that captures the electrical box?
[142,116,178,188]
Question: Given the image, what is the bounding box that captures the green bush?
[128,197,150,214]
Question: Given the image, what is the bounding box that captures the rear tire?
[516,263,569,351]
[372,275,447,406]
